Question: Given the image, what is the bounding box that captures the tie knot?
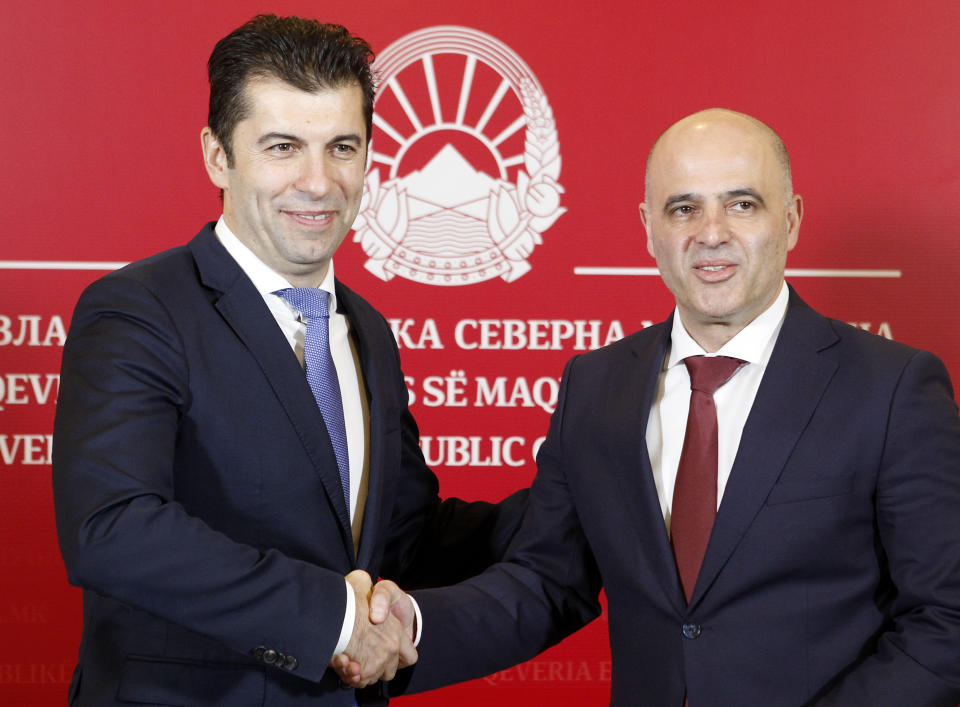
[683,355,744,394]
[274,288,330,320]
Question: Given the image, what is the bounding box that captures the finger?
[346,673,369,688]
[342,660,369,687]
[329,654,359,683]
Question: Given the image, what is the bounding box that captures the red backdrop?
[2,0,958,703]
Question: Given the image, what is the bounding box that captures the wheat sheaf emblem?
[352,26,565,286]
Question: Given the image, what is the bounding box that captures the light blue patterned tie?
[275,288,350,511]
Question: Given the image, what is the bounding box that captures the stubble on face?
[639,109,801,351]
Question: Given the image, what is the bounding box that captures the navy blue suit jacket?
[53,224,525,706]
[402,288,960,706]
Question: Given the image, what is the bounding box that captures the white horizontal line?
[574,266,902,279]
[784,268,901,278]
[575,266,661,276]
[0,261,903,280]
[0,261,127,271]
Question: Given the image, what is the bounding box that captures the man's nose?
[295,155,332,196]
[696,208,730,246]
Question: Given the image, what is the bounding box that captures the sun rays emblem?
[352,26,565,285]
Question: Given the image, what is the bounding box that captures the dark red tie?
[671,355,744,602]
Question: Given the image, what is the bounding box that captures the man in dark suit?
[374,109,960,705]
[52,15,524,706]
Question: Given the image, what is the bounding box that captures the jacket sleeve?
[353,298,529,589]
[52,273,348,684]
[811,349,960,705]
[378,397,530,589]
[387,356,602,694]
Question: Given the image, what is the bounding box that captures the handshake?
[329,569,417,688]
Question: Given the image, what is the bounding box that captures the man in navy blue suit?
[52,15,523,706]
[376,109,960,705]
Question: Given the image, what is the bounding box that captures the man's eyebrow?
[726,188,766,207]
[256,132,302,146]
[663,193,700,212]
[328,133,362,145]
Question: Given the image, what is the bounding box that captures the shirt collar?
[667,281,789,369]
[214,215,339,310]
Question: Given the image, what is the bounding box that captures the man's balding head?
[645,109,793,205]
[638,109,802,352]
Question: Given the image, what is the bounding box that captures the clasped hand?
[329,570,417,688]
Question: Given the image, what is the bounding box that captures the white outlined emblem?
[352,26,565,285]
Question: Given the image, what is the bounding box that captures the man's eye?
[332,144,356,156]
[732,201,754,211]
[271,143,294,153]
[672,205,694,215]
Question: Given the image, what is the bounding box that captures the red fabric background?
[2,1,958,703]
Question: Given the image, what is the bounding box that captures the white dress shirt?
[645,282,789,535]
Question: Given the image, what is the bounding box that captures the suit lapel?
[690,291,840,606]
[189,227,354,555]
[334,281,388,569]
[611,318,690,613]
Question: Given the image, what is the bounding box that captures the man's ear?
[639,202,655,258]
[786,193,803,252]
[200,127,230,190]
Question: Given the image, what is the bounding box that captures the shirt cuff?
[409,594,423,647]
[333,578,355,656]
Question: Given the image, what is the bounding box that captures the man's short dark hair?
[207,14,376,164]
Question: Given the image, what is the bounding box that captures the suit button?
[282,655,299,671]
[682,623,702,639]
[253,646,266,661]
[262,649,279,665]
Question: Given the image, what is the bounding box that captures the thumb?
[345,569,373,596]
[369,580,403,624]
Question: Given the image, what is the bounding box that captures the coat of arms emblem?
[352,26,565,286]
